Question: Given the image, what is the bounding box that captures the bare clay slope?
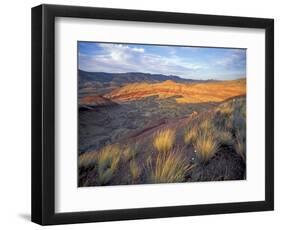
[104,79,246,104]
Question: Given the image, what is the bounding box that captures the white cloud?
[215,50,246,68]
[79,43,202,78]
[132,47,144,53]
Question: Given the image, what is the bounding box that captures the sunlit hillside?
[104,79,246,104]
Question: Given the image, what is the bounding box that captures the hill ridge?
[78,69,219,85]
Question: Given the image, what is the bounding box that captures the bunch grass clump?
[78,151,97,168]
[193,120,219,162]
[129,160,141,183]
[153,129,175,153]
[148,148,192,183]
[199,119,214,132]
[97,144,122,185]
[184,127,197,145]
[217,102,234,116]
[122,144,138,162]
[194,131,219,162]
[217,130,233,146]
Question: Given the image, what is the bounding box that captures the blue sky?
[78,42,246,80]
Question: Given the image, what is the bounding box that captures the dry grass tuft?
[194,130,219,163]
[153,129,175,153]
[184,127,197,145]
[148,148,193,183]
[78,151,97,168]
[129,160,141,182]
[122,144,138,162]
[97,144,122,185]
[234,130,246,161]
[217,130,233,145]
[184,99,247,163]
[217,102,234,115]
[199,119,214,132]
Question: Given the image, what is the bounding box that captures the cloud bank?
[78,42,246,80]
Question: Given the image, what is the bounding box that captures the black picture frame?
[31,4,274,225]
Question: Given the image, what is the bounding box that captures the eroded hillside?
[104,79,246,104]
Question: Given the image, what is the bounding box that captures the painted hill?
[79,95,117,110]
[104,79,246,104]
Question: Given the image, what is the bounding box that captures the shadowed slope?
[79,95,117,110]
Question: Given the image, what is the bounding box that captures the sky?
[78,42,246,80]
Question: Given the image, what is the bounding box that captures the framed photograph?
[31,4,274,225]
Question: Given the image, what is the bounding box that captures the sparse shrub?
[97,144,121,185]
[153,129,175,153]
[148,148,191,183]
[78,151,97,168]
[129,160,141,182]
[194,130,219,162]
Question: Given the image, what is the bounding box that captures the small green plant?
[153,129,175,153]
[97,144,121,185]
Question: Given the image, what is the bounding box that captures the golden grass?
[182,98,247,163]
[194,130,219,162]
[199,119,214,132]
[79,96,246,185]
[122,144,138,162]
[153,129,175,153]
[148,149,192,183]
[217,102,234,115]
[184,119,220,162]
[184,127,197,145]
[78,151,97,168]
[97,144,122,185]
[129,160,141,182]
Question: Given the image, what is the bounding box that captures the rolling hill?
[79,69,214,86]
[104,79,246,104]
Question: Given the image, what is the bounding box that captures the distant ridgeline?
[78,69,216,85]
